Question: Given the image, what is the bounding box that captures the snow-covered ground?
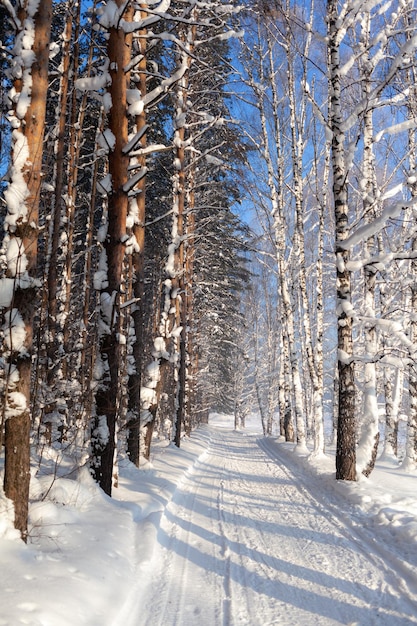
[1,413,417,625]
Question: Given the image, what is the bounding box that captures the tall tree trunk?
[310,82,328,457]
[383,364,401,458]
[172,98,187,448]
[91,0,133,495]
[44,0,77,439]
[285,7,323,453]
[405,8,417,471]
[2,0,52,539]
[127,6,148,466]
[327,0,356,480]
[172,15,197,448]
[263,22,305,449]
[356,11,380,478]
[184,161,196,437]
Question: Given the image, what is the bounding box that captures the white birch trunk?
[356,11,380,477]
[328,0,356,480]
[285,7,324,455]
[259,22,306,450]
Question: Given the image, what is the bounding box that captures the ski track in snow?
[122,427,417,626]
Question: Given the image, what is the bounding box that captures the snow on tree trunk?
[405,252,417,471]
[404,184,417,472]
[44,1,77,441]
[172,52,189,448]
[356,13,380,478]
[126,7,148,467]
[310,94,328,458]
[249,24,306,450]
[382,364,401,459]
[1,0,52,539]
[90,0,133,495]
[285,9,323,456]
[327,0,356,481]
[404,34,417,471]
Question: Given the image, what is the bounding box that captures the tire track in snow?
[201,429,417,625]
[136,440,234,626]
[144,467,223,625]
[126,427,417,625]
[218,479,232,626]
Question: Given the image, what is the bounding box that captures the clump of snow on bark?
[127,198,140,230]
[3,130,30,230]
[127,90,144,116]
[93,352,108,383]
[0,278,16,308]
[75,73,111,93]
[97,128,116,153]
[124,234,140,255]
[94,251,109,290]
[2,308,26,352]
[6,237,28,276]
[91,415,109,449]
[97,173,113,195]
[153,336,169,360]
[6,390,27,418]
[100,292,115,330]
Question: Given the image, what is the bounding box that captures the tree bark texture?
[327,0,356,480]
[2,0,52,539]
[127,8,148,466]
[91,0,133,495]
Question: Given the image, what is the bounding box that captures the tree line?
[1,0,417,543]
[237,0,417,481]
[0,0,250,540]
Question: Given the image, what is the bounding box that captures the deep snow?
[1,413,417,625]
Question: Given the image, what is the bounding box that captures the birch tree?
[239,5,307,449]
[326,0,417,478]
[326,0,357,480]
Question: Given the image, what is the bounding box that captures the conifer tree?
[1,0,52,538]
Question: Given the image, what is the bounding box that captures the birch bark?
[356,11,380,478]
[327,0,356,480]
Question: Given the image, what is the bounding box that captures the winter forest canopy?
[1,0,417,542]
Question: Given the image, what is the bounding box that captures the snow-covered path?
[130,428,417,626]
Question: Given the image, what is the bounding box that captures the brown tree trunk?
[127,8,148,466]
[44,0,76,438]
[2,0,52,540]
[173,119,186,448]
[91,1,133,495]
[173,18,197,448]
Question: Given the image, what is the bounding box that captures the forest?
[1,0,417,544]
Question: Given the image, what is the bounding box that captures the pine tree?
[1,0,52,539]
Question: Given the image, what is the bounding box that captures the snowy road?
[127,428,417,626]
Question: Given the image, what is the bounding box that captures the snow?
[0,278,16,308]
[5,390,27,417]
[75,72,111,93]
[3,130,30,229]
[6,237,27,276]
[97,129,116,153]
[1,413,417,625]
[3,308,27,352]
